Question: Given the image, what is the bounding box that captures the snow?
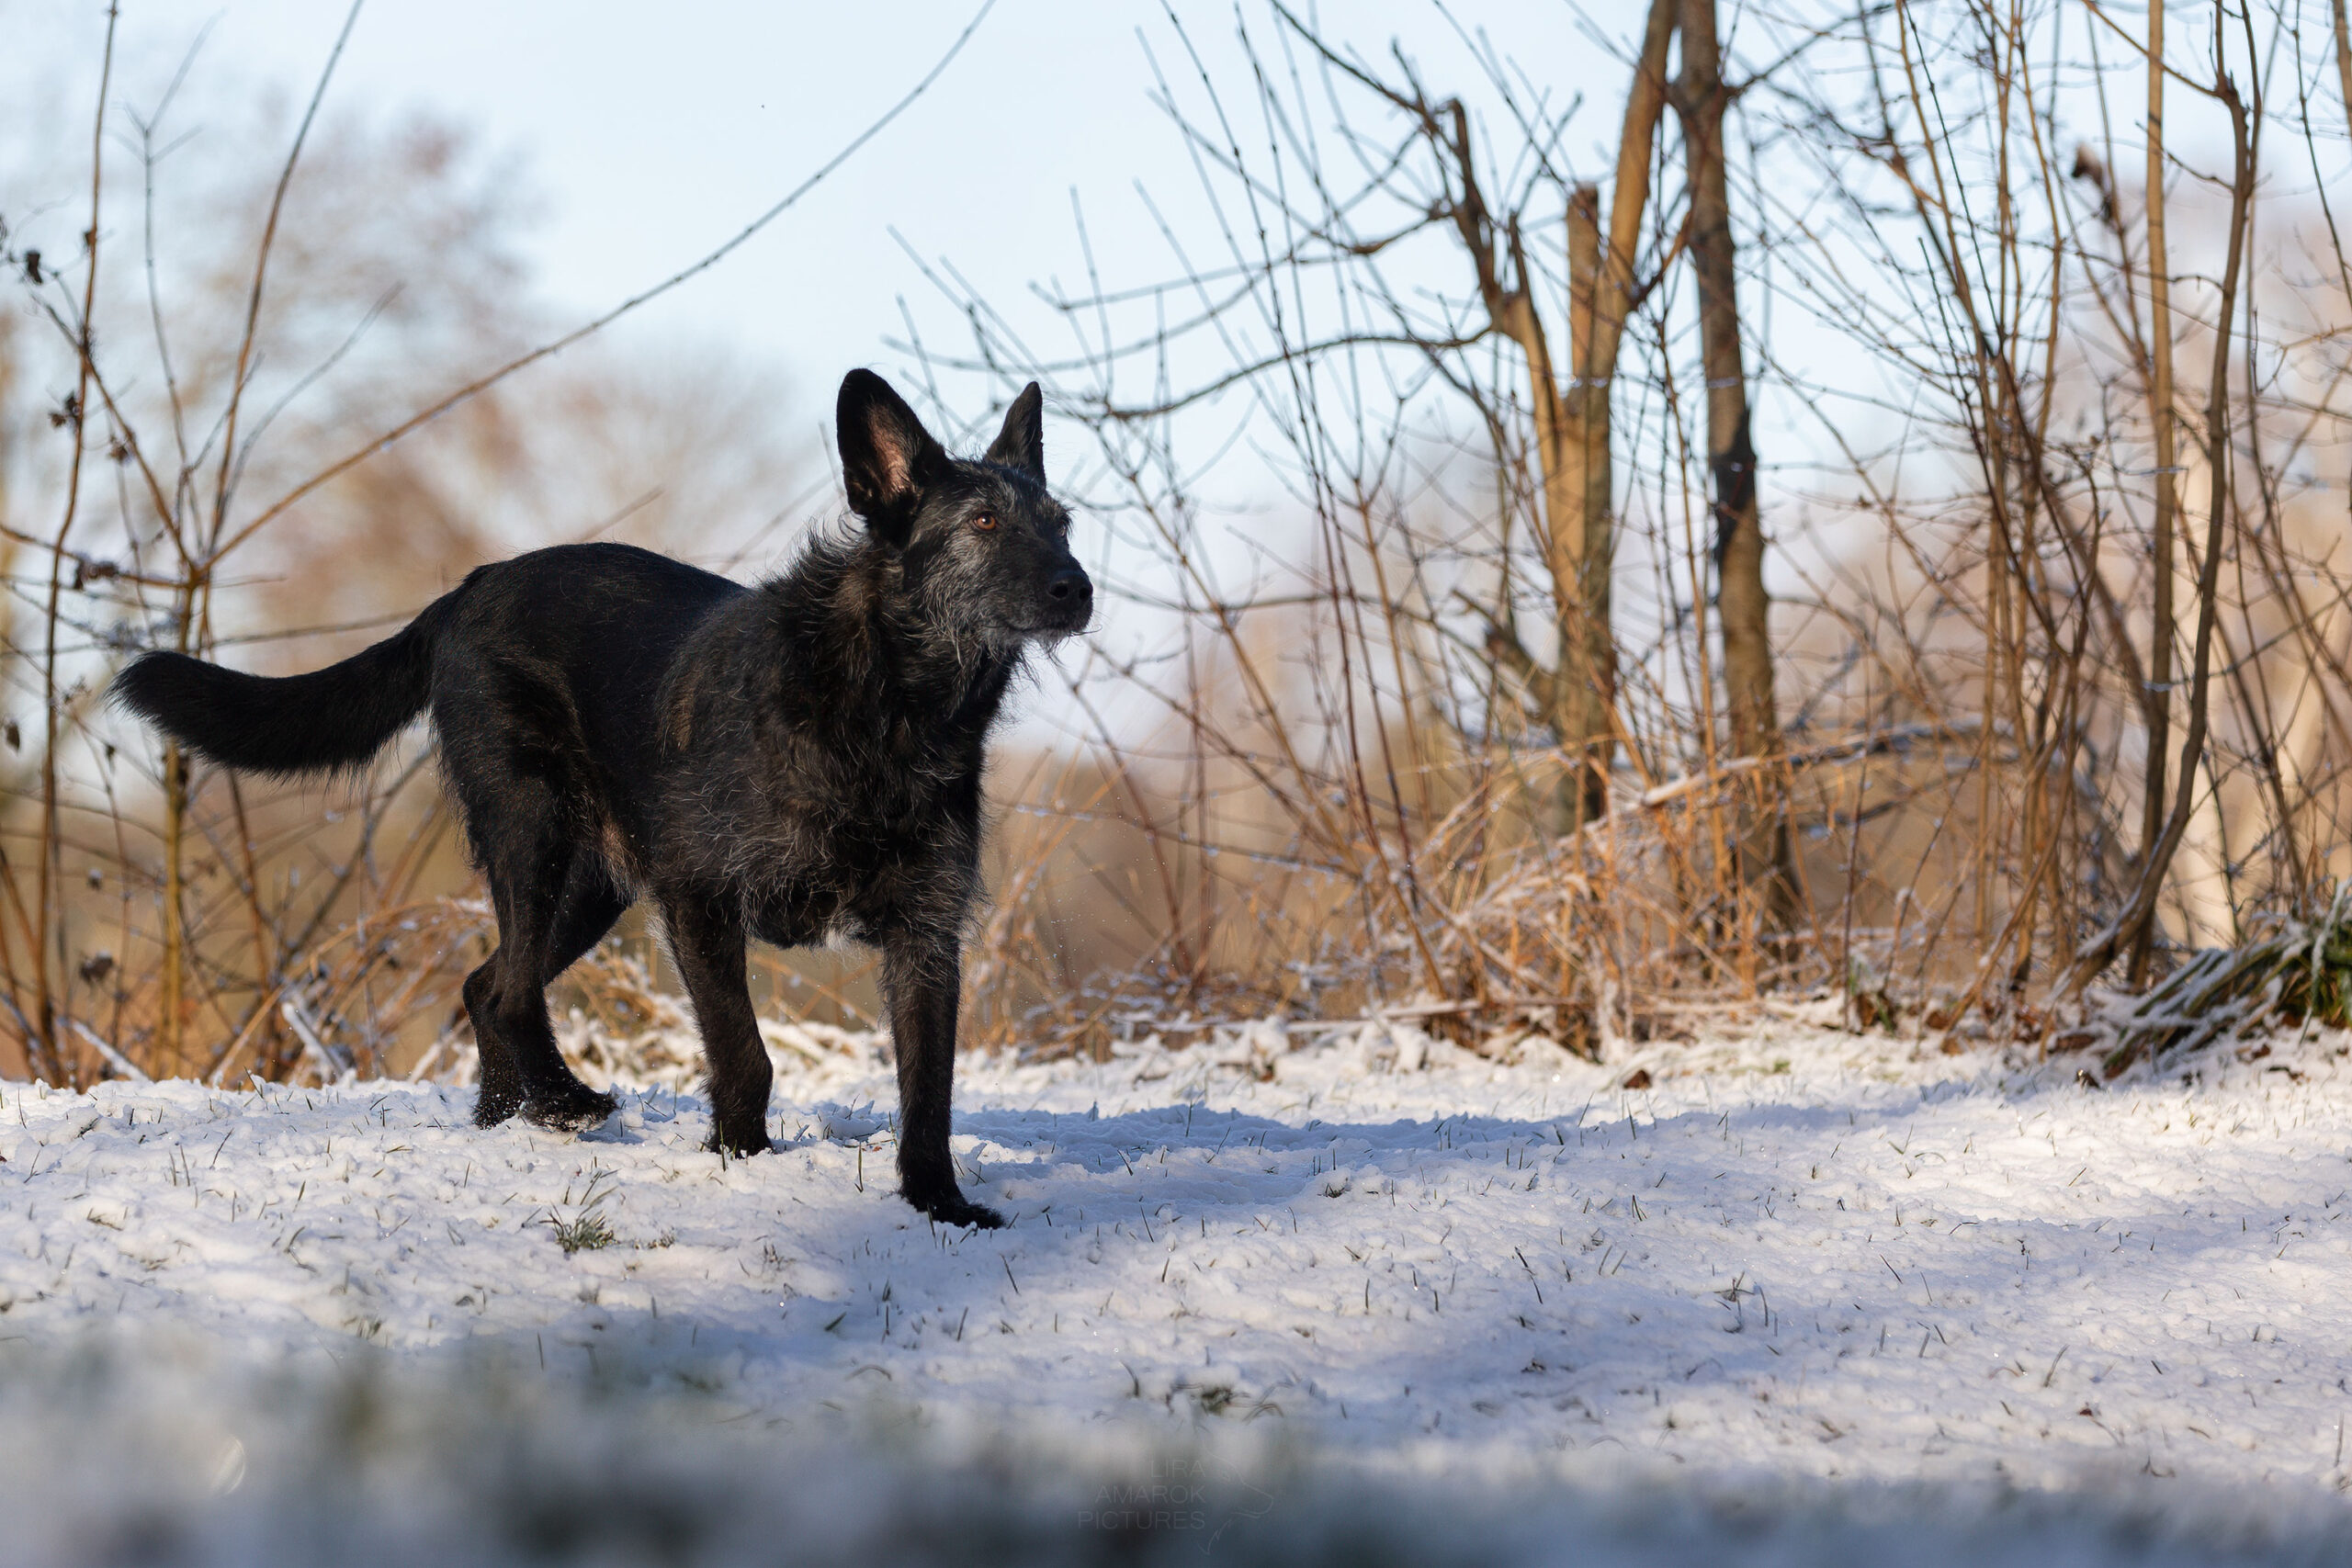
[4,1010,2351,1564]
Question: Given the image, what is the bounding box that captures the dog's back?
[426,544,744,864]
[114,541,740,787]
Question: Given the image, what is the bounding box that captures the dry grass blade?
[2092,885,2352,1076]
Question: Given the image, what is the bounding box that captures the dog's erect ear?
[983,381,1046,479]
[838,369,944,542]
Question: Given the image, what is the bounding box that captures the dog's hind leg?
[880,931,1001,1229]
[464,954,527,1128]
[466,834,619,1135]
[467,863,616,1128]
[541,856,631,985]
[660,898,771,1156]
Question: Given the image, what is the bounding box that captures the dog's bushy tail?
[112,597,450,778]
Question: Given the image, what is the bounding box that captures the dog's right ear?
[837,369,944,545]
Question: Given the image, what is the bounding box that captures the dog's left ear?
[983,382,1046,479]
[839,369,945,545]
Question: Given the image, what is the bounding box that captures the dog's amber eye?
[972,513,999,532]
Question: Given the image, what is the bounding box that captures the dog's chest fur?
[641,537,1016,945]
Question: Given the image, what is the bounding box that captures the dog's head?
[836,369,1091,649]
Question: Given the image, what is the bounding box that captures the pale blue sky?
[9,1,1611,432]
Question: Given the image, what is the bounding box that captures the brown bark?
[1544,0,1676,826]
[1442,0,1671,829]
[1317,0,1669,832]
[1555,188,1609,809]
[2334,1,2352,142]
[1672,0,1792,915]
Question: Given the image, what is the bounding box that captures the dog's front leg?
[663,898,773,1157]
[881,933,1002,1229]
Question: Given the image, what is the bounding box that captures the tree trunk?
[1497,270,1602,825]
[2334,1,2352,145]
[2127,0,2177,984]
[1552,197,1610,825]
[1673,0,1793,920]
[2064,62,2254,998]
[1541,0,1677,829]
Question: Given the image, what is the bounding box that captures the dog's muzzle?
[1042,569,1093,633]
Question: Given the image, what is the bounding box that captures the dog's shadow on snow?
[552,1068,2182,1255]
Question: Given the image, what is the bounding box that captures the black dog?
[115,370,1089,1227]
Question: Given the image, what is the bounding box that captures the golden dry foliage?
[8,4,2352,1086]
[0,22,812,1086]
[930,0,2352,1064]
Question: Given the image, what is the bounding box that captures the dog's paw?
[706,1122,773,1158]
[473,1085,524,1128]
[520,1084,618,1135]
[908,1190,1005,1230]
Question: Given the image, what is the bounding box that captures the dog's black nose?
[1046,570,1091,604]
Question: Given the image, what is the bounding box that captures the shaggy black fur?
[113,371,1090,1228]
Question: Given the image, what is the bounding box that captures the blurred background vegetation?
[4,0,2349,1089]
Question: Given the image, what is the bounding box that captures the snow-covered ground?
[5,1010,2351,1564]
